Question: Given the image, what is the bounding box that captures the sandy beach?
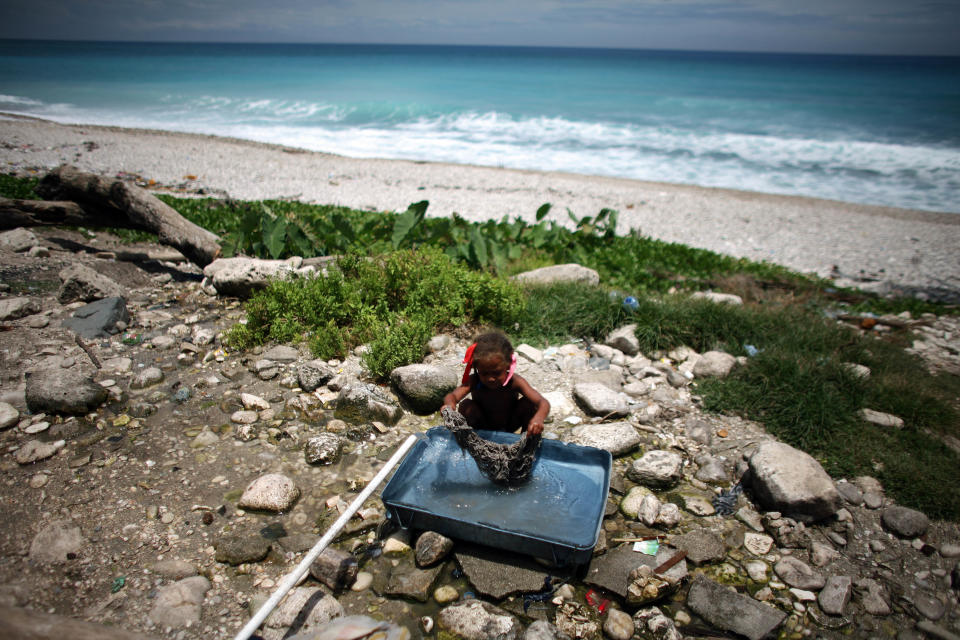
[3,114,959,301]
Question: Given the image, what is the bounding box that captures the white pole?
[232,433,418,640]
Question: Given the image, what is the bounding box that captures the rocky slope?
[0,227,958,640]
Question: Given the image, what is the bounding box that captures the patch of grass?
[0,174,41,199]
[225,248,524,380]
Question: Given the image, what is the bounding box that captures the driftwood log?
[0,604,162,640]
[0,164,220,268]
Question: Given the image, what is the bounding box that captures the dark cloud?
[0,0,957,55]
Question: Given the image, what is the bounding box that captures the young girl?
[442,331,550,435]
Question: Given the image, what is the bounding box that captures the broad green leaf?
[536,203,552,221]
[469,226,488,267]
[264,216,287,259]
[332,212,357,245]
[391,200,429,249]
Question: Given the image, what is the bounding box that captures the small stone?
[774,556,825,590]
[881,505,930,538]
[859,408,904,428]
[603,608,635,640]
[238,473,299,512]
[351,571,373,592]
[0,402,19,429]
[230,410,259,424]
[743,532,774,556]
[818,575,852,615]
[416,531,454,567]
[627,450,684,489]
[130,367,164,389]
[433,585,459,604]
[215,533,270,565]
[304,433,343,465]
[14,439,66,464]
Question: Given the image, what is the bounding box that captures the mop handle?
[232,433,419,640]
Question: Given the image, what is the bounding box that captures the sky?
[1,0,958,56]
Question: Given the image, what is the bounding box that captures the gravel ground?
[3,114,959,301]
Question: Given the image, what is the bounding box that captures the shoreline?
[3,113,959,299]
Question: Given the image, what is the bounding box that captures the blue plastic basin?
[381,427,612,565]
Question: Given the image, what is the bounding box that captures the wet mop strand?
[441,407,542,486]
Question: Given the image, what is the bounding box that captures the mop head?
[441,407,542,486]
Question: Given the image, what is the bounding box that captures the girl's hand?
[527,419,543,436]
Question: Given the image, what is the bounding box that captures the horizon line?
[2,37,958,60]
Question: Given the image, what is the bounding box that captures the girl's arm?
[443,381,471,411]
[512,375,550,435]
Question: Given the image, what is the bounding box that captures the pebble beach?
[3,114,959,301]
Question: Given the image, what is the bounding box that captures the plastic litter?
[622,296,639,311]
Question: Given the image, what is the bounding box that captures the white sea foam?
[5,96,958,212]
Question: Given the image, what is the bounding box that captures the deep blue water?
[2,40,959,212]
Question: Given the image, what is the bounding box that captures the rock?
[672,529,725,565]
[240,392,270,410]
[191,428,219,448]
[604,324,640,356]
[913,593,946,620]
[859,407,904,428]
[835,480,864,505]
[555,601,600,639]
[566,422,640,456]
[335,382,403,425]
[810,541,840,567]
[541,391,576,418]
[416,531,454,567]
[627,450,684,489]
[0,402,19,429]
[655,502,681,528]
[351,572,373,592]
[428,334,452,353]
[818,575,852,615]
[304,434,343,465]
[260,586,343,636]
[390,363,458,413]
[638,494,662,527]
[432,586,459,605]
[855,577,891,616]
[0,227,39,252]
[744,560,769,582]
[309,547,358,590]
[511,263,599,286]
[297,360,336,392]
[382,531,411,555]
[515,344,543,363]
[286,616,408,640]
[633,606,683,640]
[694,454,729,484]
[263,344,299,362]
[603,608,634,640]
[692,351,736,378]
[238,473,300,512]
[130,366,164,390]
[743,532,774,556]
[619,486,654,520]
[691,291,743,305]
[572,382,629,417]
[524,620,568,640]
[57,263,124,303]
[148,576,210,628]
[0,297,40,321]
[686,574,786,640]
[61,296,129,339]
[14,439,66,464]
[438,599,522,640]
[214,533,271,565]
[881,505,930,538]
[748,442,841,522]
[203,257,312,297]
[28,520,85,563]
[25,366,107,414]
[586,544,686,599]
[151,559,198,580]
[774,556,825,590]
[383,558,444,602]
[231,410,259,425]
[455,545,552,599]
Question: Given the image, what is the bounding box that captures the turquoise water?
[2,40,959,212]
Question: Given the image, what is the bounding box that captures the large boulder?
[25,365,107,414]
[335,382,403,425]
[748,442,840,522]
[511,263,600,286]
[61,296,129,339]
[438,599,522,640]
[57,263,124,303]
[627,450,684,489]
[566,422,640,456]
[390,363,459,414]
[0,297,40,321]
[202,257,315,297]
[573,382,629,417]
[686,574,786,640]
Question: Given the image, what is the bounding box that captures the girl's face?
[474,354,509,387]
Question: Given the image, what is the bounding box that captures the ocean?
[1,40,958,213]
